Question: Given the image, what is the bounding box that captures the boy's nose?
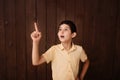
[61,30,64,34]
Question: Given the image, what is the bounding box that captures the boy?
[31,20,90,80]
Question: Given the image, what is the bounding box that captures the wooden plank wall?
[0,0,120,80]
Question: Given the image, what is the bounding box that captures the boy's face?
[57,24,76,43]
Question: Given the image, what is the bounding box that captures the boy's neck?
[61,42,72,51]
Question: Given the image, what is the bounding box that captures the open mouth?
[60,35,65,38]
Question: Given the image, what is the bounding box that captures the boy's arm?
[32,41,46,66]
[79,59,90,80]
[31,22,46,66]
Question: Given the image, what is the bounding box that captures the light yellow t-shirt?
[43,43,87,80]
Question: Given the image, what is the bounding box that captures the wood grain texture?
[0,0,119,80]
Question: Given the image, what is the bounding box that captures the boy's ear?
[72,32,77,38]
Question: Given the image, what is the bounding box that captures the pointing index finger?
[34,22,39,32]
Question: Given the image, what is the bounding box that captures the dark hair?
[59,20,77,33]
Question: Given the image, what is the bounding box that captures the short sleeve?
[80,47,88,62]
[42,46,55,63]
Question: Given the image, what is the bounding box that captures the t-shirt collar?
[59,43,76,52]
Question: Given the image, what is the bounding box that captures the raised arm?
[31,22,46,66]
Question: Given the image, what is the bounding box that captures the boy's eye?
[58,28,62,31]
[58,28,70,32]
[65,29,68,31]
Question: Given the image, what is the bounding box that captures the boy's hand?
[31,22,42,43]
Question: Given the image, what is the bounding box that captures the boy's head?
[58,20,77,43]
[58,20,77,33]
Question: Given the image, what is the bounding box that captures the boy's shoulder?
[74,44,86,54]
[50,44,60,47]
[51,44,62,49]
[49,44,60,49]
[74,44,83,50]
[75,44,82,47]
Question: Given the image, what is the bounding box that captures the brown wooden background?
[0,0,120,80]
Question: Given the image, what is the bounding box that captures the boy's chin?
[59,40,65,43]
